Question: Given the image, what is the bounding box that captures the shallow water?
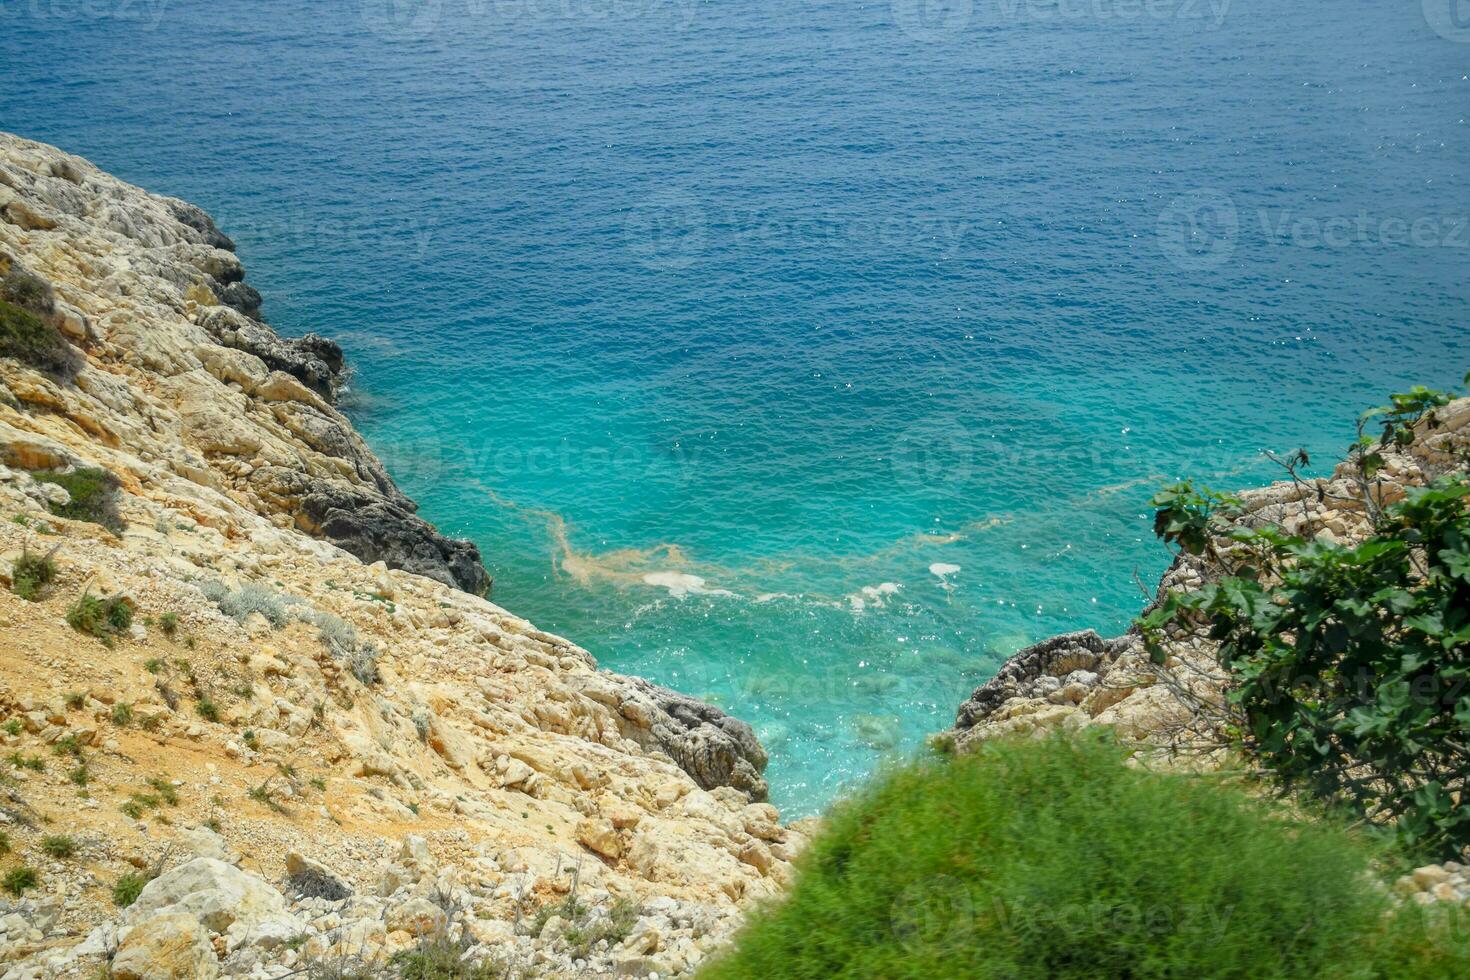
[2,0,1466,813]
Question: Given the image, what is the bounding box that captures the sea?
[2,0,1466,813]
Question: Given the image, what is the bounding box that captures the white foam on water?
[929,562,961,578]
[846,581,901,613]
[642,571,736,599]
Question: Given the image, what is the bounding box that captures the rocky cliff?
[0,133,800,979]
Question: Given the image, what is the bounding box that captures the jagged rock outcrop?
[0,133,487,594]
[584,675,770,801]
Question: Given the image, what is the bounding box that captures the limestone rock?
[111,912,219,980]
[385,896,447,937]
[124,858,287,936]
[577,817,624,859]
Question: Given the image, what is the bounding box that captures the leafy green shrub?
[40,834,76,858]
[112,871,148,907]
[8,543,58,601]
[2,866,37,896]
[0,297,75,378]
[67,591,133,645]
[31,467,125,533]
[195,697,219,722]
[1141,385,1470,859]
[700,734,1470,980]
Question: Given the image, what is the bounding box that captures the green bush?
[0,297,74,378]
[700,735,1470,980]
[32,467,125,533]
[1141,385,1470,858]
[8,543,58,601]
[40,834,76,858]
[112,871,149,908]
[2,866,37,896]
[66,592,134,644]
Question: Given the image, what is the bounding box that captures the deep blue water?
[2,0,1466,813]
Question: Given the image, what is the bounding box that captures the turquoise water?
[2,0,1466,813]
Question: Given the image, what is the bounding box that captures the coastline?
[0,131,799,977]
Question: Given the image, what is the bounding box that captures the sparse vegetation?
[195,697,219,722]
[146,776,180,806]
[8,543,59,601]
[9,752,44,772]
[248,777,286,814]
[67,591,133,645]
[2,866,37,896]
[31,467,125,532]
[112,871,148,907]
[561,899,639,958]
[110,703,134,726]
[159,611,180,636]
[2,719,20,736]
[63,691,84,710]
[40,834,76,858]
[0,293,75,379]
[201,579,296,627]
[69,763,88,787]
[391,932,505,980]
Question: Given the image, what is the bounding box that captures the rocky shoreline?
[0,141,488,598]
[0,132,795,978]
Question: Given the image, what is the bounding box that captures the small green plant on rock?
[31,467,125,533]
[0,294,75,379]
[40,834,76,858]
[391,932,505,980]
[8,543,59,601]
[112,871,148,908]
[145,776,179,806]
[67,591,133,645]
[110,703,134,727]
[2,866,37,896]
